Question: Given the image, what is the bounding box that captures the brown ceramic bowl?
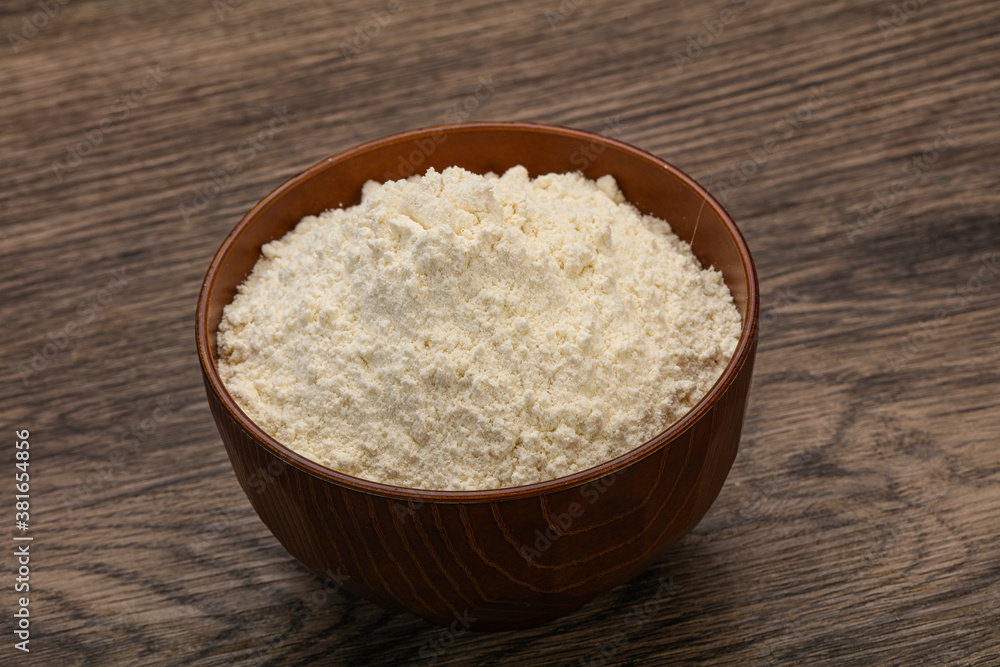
[196,122,758,631]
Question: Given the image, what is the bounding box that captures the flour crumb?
[217,166,741,490]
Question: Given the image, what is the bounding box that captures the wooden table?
[3,0,998,664]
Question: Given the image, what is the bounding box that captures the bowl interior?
[197,121,757,497]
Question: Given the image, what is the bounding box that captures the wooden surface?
[1,0,998,664]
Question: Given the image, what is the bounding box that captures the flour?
[217,165,741,490]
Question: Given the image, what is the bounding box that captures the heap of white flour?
[218,165,741,490]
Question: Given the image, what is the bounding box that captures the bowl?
[195,121,758,630]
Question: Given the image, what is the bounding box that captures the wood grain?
[1,0,998,664]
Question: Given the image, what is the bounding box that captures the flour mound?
[217,165,741,490]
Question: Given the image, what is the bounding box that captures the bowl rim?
[195,120,759,502]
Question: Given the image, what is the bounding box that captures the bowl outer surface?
[196,122,759,628]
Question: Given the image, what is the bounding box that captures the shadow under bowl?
[195,121,759,631]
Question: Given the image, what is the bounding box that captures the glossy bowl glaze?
[196,122,758,630]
